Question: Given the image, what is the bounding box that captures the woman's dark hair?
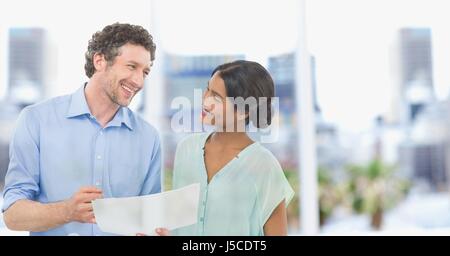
[211,60,275,128]
[84,22,156,78]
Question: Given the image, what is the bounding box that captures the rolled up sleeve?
[2,107,40,212]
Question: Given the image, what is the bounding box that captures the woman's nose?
[203,89,210,98]
[202,96,215,110]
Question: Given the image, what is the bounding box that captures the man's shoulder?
[21,94,71,116]
[125,109,159,136]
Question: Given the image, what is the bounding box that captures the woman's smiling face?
[202,72,227,127]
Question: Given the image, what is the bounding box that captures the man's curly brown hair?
[84,23,156,78]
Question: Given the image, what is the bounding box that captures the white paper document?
[92,183,200,236]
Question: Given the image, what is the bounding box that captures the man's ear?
[93,53,107,73]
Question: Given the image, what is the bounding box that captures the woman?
[160,60,294,236]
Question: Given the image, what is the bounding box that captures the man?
[2,23,161,236]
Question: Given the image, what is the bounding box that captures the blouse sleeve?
[255,156,295,226]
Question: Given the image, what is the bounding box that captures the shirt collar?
[66,84,91,118]
[66,84,134,131]
[110,107,134,131]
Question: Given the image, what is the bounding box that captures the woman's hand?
[155,228,170,236]
[136,228,170,236]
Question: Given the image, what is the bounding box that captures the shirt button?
[95,181,101,186]
[97,155,102,160]
[202,201,206,206]
[200,217,204,222]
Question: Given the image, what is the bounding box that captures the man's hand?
[64,187,103,224]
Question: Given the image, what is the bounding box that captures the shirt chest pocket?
[107,161,144,197]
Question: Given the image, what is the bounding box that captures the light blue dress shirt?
[2,85,162,236]
[172,132,294,236]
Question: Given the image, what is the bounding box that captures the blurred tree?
[345,159,411,230]
[318,167,343,226]
[283,169,299,230]
[284,167,344,230]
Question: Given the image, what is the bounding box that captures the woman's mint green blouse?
[172,132,294,236]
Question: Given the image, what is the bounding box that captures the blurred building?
[267,53,298,168]
[7,28,48,108]
[268,53,320,120]
[399,99,449,191]
[391,28,449,191]
[1,28,48,188]
[268,53,344,171]
[397,28,435,124]
[0,101,21,189]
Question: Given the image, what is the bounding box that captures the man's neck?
[84,80,120,127]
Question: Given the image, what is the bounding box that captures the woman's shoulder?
[252,144,281,166]
[244,143,284,176]
[176,132,210,151]
[249,145,294,203]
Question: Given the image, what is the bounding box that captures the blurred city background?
[1,0,450,235]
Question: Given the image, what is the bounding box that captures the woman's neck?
[209,131,254,150]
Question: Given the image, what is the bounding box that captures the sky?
[1,0,450,132]
[155,0,450,131]
[306,0,450,131]
[0,0,153,98]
